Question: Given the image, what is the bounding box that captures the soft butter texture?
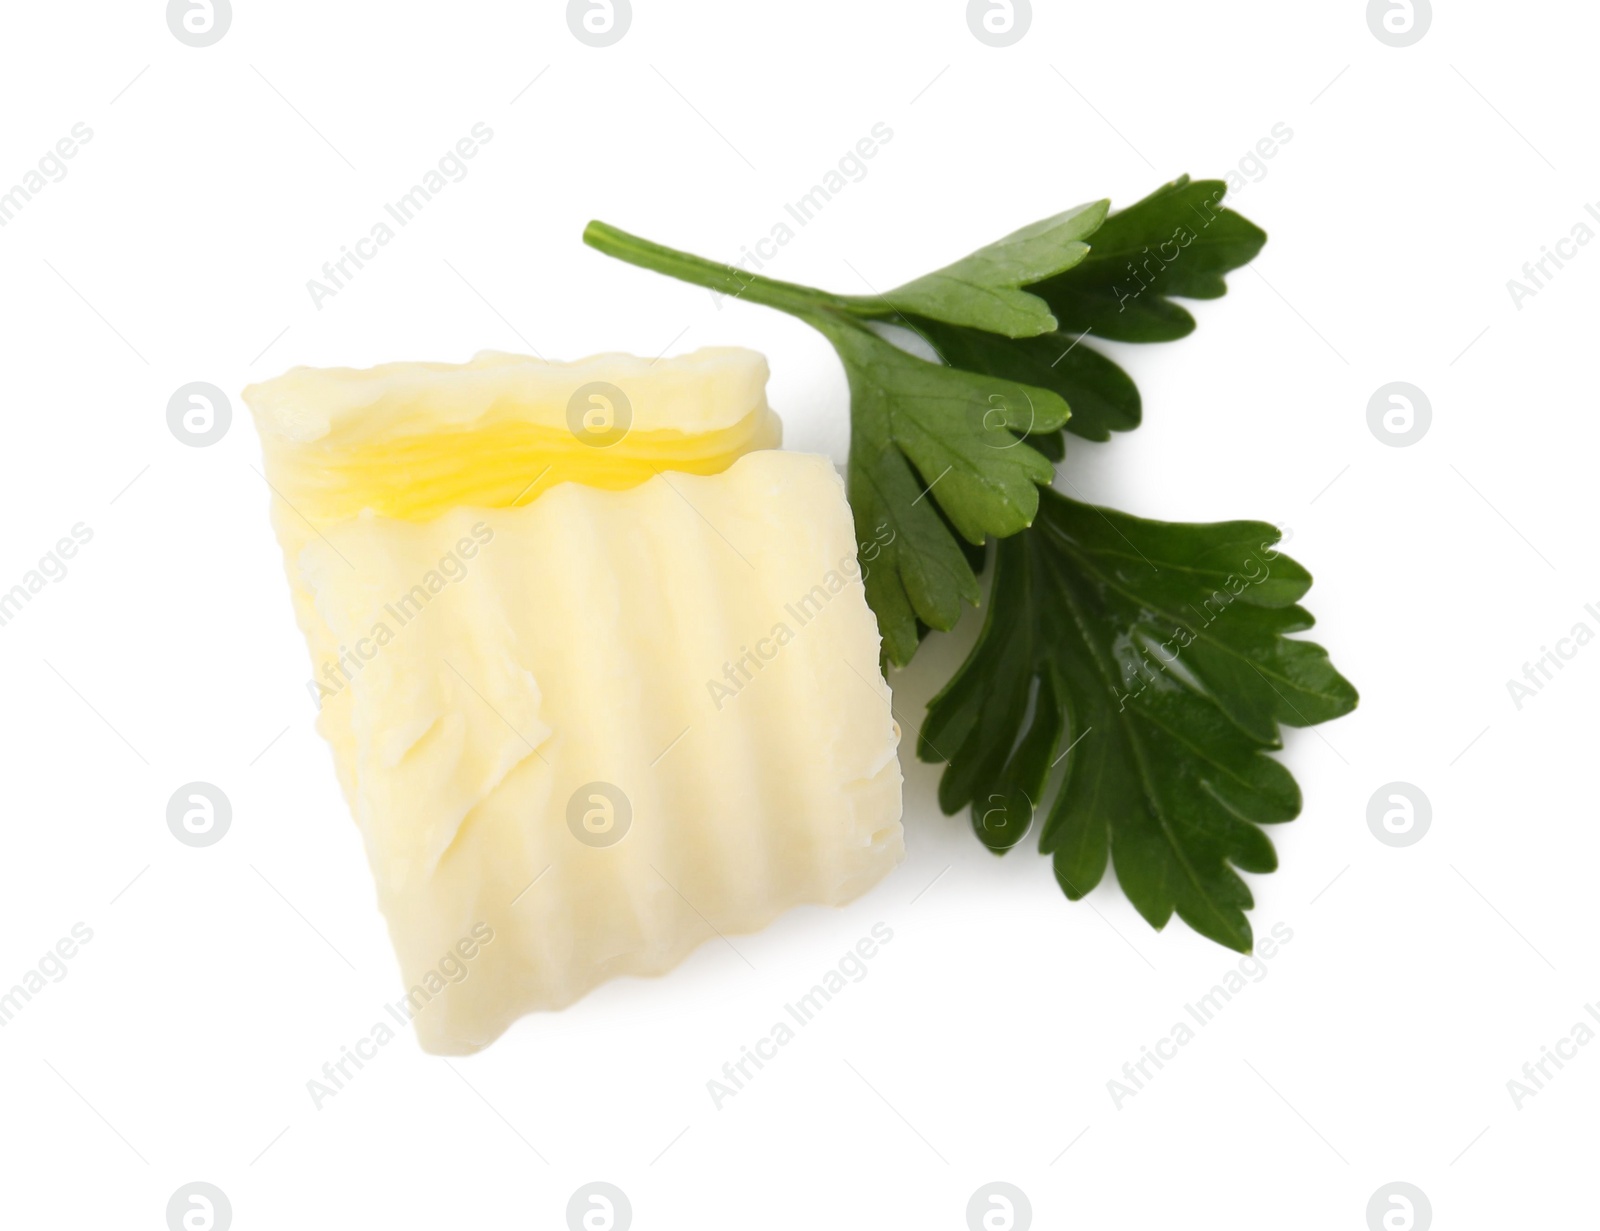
[244,350,903,1054]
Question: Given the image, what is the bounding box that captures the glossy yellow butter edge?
[242,346,782,524]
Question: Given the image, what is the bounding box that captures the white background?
[0,1,1593,1227]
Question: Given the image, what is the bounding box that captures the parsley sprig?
[922,494,1356,951]
[584,175,1356,952]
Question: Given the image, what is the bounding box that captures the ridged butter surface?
[302,452,903,1053]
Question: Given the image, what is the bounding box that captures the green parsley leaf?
[583,220,1078,665]
[1030,176,1266,342]
[814,319,1068,545]
[811,316,1066,662]
[909,318,1141,442]
[866,200,1109,338]
[919,490,1357,951]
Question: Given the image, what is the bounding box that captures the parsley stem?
[583,221,863,319]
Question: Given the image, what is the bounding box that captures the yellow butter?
[244,349,903,1053]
